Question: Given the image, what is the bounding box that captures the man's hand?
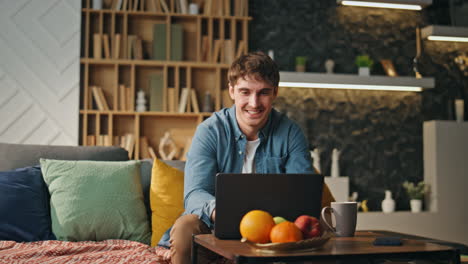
[211,209,216,222]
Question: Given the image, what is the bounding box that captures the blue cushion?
[0,166,56,242]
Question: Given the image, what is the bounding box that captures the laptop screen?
[214,173,323,239]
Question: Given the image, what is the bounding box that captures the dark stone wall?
[249,0,468,210]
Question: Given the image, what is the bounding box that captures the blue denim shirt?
[158,105,314,247]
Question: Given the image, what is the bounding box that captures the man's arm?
[183,123,218,228]
[284,123,315,173]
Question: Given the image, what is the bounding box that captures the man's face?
[229,76,277,139]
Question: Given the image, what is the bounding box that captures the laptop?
[214,173,324,239]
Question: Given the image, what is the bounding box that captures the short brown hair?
[228,51,279,88]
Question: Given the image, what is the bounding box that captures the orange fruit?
[239,210,275,243]
[270,221,303,243]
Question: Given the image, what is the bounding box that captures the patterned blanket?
[0,240,171,264]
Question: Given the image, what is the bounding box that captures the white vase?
[358,67,370,76]
[410,199,422,213]
[381,190,395,213]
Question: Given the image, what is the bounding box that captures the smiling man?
[158,52,332,264]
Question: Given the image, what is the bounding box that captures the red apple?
[294,215,321,238]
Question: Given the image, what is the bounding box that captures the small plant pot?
[358,67,370,76]
[410,199,422,213]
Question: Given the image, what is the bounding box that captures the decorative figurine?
[135,90,147,112]
[331,148,341,178]
[325,59,335,74]
[158,131,178,160]
[310,148,321,173]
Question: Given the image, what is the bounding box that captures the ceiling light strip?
[278,82,423,92]
[340,1,422,10]
[427,36,468,42]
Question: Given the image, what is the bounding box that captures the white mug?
[321,202,357,237]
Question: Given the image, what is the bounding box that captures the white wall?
[357,121,468,246]
[0,0,80,145]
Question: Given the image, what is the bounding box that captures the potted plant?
[355,55,373,76]
[402,181,429,213]
[295,56,307,72]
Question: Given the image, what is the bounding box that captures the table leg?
[191,234,198,264]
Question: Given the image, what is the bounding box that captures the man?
[159,52,334,264]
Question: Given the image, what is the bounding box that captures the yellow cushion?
[150,159,184,247]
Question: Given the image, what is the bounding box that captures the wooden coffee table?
[192,231,460,264]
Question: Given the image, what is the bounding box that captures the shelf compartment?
[140,115,199,159]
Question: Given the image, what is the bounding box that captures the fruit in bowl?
[270,221,303,243]
[239,210,275,243]
[294,215,321,239]
[273,216,287,225]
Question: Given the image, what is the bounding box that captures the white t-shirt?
[242,138,260,173]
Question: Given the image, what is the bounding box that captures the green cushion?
[40,159,151,245]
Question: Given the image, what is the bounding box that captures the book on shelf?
[147,0,156,11]
[97,135,112,146]
[153,24,166,60]
[91,86,109,111]
[201,36,210,62]
[167,87,176,112]
[123,133,136,159]
[212,39,223,63]
[179,0,188,14]
[212,0,223,16]
[159,0,169,13]
[139,137,151,159]
[204,0,212,15]
[149,73,164,111]
[97,87,110,110]
[140,0,145,11]
[119,84,127,111]
[93,34,102,59]
[111,0,123,10]
[224,0,231,16]
[224,39,235,65]
[126,86,133,111]
[178,88,190,113]
[121,0,128,10]
[134,36,143,60]
[87,135,96,146]
[190,89,200,113]
[113,34,121,59]
[102,34,111,59]
[234,0,247,16]
[236,40,246,59]
[170,24,183,61]
[133,0,139,11]
[127,35,137,59]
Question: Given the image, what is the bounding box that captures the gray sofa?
[0,142,185,236]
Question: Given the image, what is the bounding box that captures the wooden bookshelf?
[80,0,251,159]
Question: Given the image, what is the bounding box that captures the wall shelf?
[279,72,435,92]
[336,0,432,11]
[421,25,468,42]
